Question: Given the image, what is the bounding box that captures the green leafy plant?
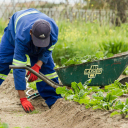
[0,119,8,128]
[28,81,37,90]
[111,98,128,118]
[56,86,74,98]
[61,51,105,67]
[90,91,117,110]
[105,80,128,94]
[56,79,92,102]
[99,39,128,58]
[123,66,128,75]
[56,79,125,112]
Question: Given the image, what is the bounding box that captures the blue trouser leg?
[0,33,14,85]
[29,55,62,107]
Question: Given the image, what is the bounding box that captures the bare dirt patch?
[0,74,128,128]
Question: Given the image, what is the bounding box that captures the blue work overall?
[0,8,62,107]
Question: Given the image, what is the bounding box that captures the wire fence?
[0,0,127,25]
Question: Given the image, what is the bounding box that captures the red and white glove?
[20,98,35,113]
[27,64,41,82]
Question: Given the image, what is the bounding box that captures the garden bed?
[0,74,128,128]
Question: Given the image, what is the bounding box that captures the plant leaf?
[111,88,124,96]
[93,105,103,110]
[110,111,120,117]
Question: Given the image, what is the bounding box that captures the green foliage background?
[0,19,128,67]
[53,20,128,66]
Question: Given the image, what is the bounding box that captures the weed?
[29,110,39,114]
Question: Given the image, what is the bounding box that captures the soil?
[0,74,128,128]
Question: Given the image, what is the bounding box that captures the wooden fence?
[40,8,115,24]
[0,6,116,25]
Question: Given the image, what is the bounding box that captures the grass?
[29,110,39,114]
[0,19,8,34]
[0,19,8,42]
[53,20,128,66]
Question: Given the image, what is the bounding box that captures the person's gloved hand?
[27,64,41,82]
[20,98,35,113]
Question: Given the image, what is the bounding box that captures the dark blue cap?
[32,19,51,47]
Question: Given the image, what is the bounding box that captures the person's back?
[5,8,58,47]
